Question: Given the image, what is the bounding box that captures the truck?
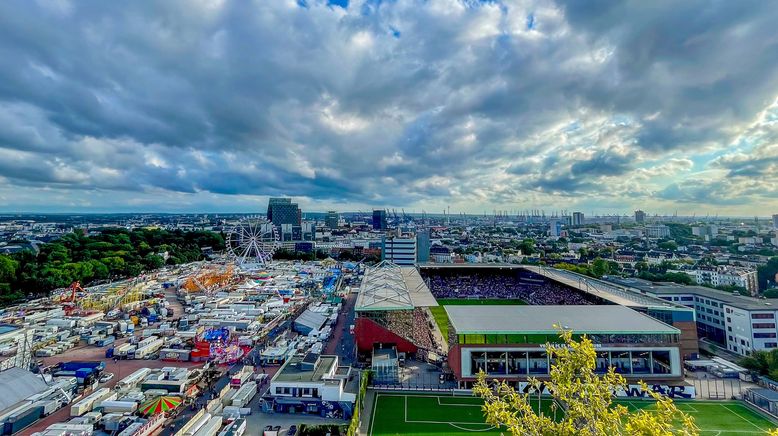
[32,399,61,417]
[159,348,190,362]
[2,404,43,435]
[114,343,135,358]
[60,361,106,372]
[96,336,115,347]
[230,382,257,408]
[230,366,254,388]
[70,388,113,417]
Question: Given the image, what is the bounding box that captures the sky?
[1,0,778,216]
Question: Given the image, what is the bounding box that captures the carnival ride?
[181,264,236,295]
[226,217,279,270]
[192,327,247,365]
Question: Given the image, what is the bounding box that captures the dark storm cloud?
[0,0,777,211]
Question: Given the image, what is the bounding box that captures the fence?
[346,370,370,436]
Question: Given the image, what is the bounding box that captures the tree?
[658,240,678,251]
[0,255,18,283]
[474,329,698,436]
[591,258,611,277]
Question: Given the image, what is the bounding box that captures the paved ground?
[26,335,203,435]
[324,291,357,365]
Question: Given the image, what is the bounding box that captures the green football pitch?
[368,393,777,435]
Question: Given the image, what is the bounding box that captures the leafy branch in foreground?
[473,328,698,436]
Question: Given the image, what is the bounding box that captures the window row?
[469,350,673,376]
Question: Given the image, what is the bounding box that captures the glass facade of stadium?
[449,334,684,388]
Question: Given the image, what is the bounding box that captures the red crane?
[61,281,84,303]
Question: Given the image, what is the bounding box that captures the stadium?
[355,262,699,392]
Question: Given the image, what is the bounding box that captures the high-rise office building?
[372,209,387,230]
[635,210,646,223]
[416,229,431,263]
[572,212,584,226]
[267,197,302,226]
[773,214,778,230]
[325,211,339,229]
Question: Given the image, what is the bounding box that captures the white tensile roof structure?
[355,261,438,311]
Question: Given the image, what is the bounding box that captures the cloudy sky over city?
[1,0,777,215]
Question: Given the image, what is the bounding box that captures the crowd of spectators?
[422,270,600,306]
[381,309,438,352]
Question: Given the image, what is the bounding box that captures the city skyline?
[1,1,778,214]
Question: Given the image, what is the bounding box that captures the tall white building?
[645,224,671,239]
[382,235,417,265]
[572,212,584,226]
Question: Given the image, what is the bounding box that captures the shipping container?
[2,404,42,436]
[192,416,222,436]
[70,388,112,417]
[158,348,190,362]
[60,361,106,372]
[97,400,138,414]
[96,337,115,347]
[230,382,257,408]
[33,399,61,416]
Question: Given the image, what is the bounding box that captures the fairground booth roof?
[355,261,438,312]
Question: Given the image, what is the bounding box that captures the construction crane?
[60,281,84,304]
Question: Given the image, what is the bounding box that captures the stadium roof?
[521,265,692,311]
[446,305,679,335]
[355,261,438,311]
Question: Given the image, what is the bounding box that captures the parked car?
[99,373,115,383]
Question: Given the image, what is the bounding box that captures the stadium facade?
[446,305,684,388]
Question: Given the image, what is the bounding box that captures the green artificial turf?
[368,393,777,436]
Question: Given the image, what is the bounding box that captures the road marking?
[721,404,768,432]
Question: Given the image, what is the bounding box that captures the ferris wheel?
[226,218,279,269]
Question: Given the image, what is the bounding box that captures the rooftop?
[606,277,778,311]
[446,305,680,335]
[355,262,437,311]
[273,354,338,383]
[522,265,692,311]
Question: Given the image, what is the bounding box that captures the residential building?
[645,224,671,239]
[635,210,646,223]
[548,220,561,238]
[264,353,357,418]
[572,212,584,226]
[430,245,452,263]
[686,266,758,295]
[325,211,339,229]
[280,222,316,242]
[372,210,387,230]
[382,235,416,265]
